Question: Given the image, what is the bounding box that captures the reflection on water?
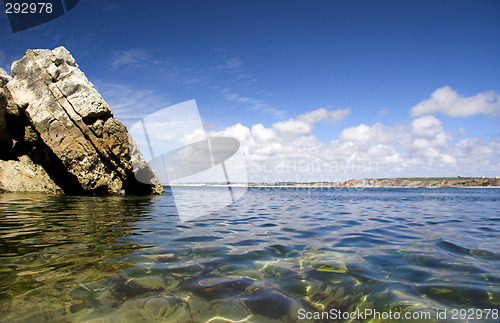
[0,192,171,321]
[0,188,499,322]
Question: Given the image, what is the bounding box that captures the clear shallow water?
[0,188,499,322]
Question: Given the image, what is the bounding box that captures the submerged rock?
[111,278,164,301]
[0,47,163,195]
[180,276,254,299]
[89,296,191,323]
[241,290,292,319]
[130,275,166,291]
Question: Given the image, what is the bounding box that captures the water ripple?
[1,188,499,322]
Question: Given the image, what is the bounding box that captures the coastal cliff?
[0,47,163,195]
[337,177,500,188]
[248,177,500,188]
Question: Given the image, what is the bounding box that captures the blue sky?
[1,0,499,181]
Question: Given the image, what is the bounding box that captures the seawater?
[0,188,499,322]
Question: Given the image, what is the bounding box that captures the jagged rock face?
[1,47,163,195]
[0,69,12,149]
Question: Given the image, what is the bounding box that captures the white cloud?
[411,86,500,117]
[214,55,254,82]
[252,124,277,142]
[221,123,250,143]
[224,92,251,103]
[298,107,351,124]
[221,89,286,119]
[111,49,150,69]
[441,154,456,165]
[340,122,394,146]
[217,58,243,71]
[410,115,444,138]
[214,109,499,182]
[378,109,390,117]
[215,55,284,118]
[0,49,10,72]
[273,119,312,136]
[273,108,351,136]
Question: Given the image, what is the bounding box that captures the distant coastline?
[165,177,500,188]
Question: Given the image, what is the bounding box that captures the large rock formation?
[0,47,163,195]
